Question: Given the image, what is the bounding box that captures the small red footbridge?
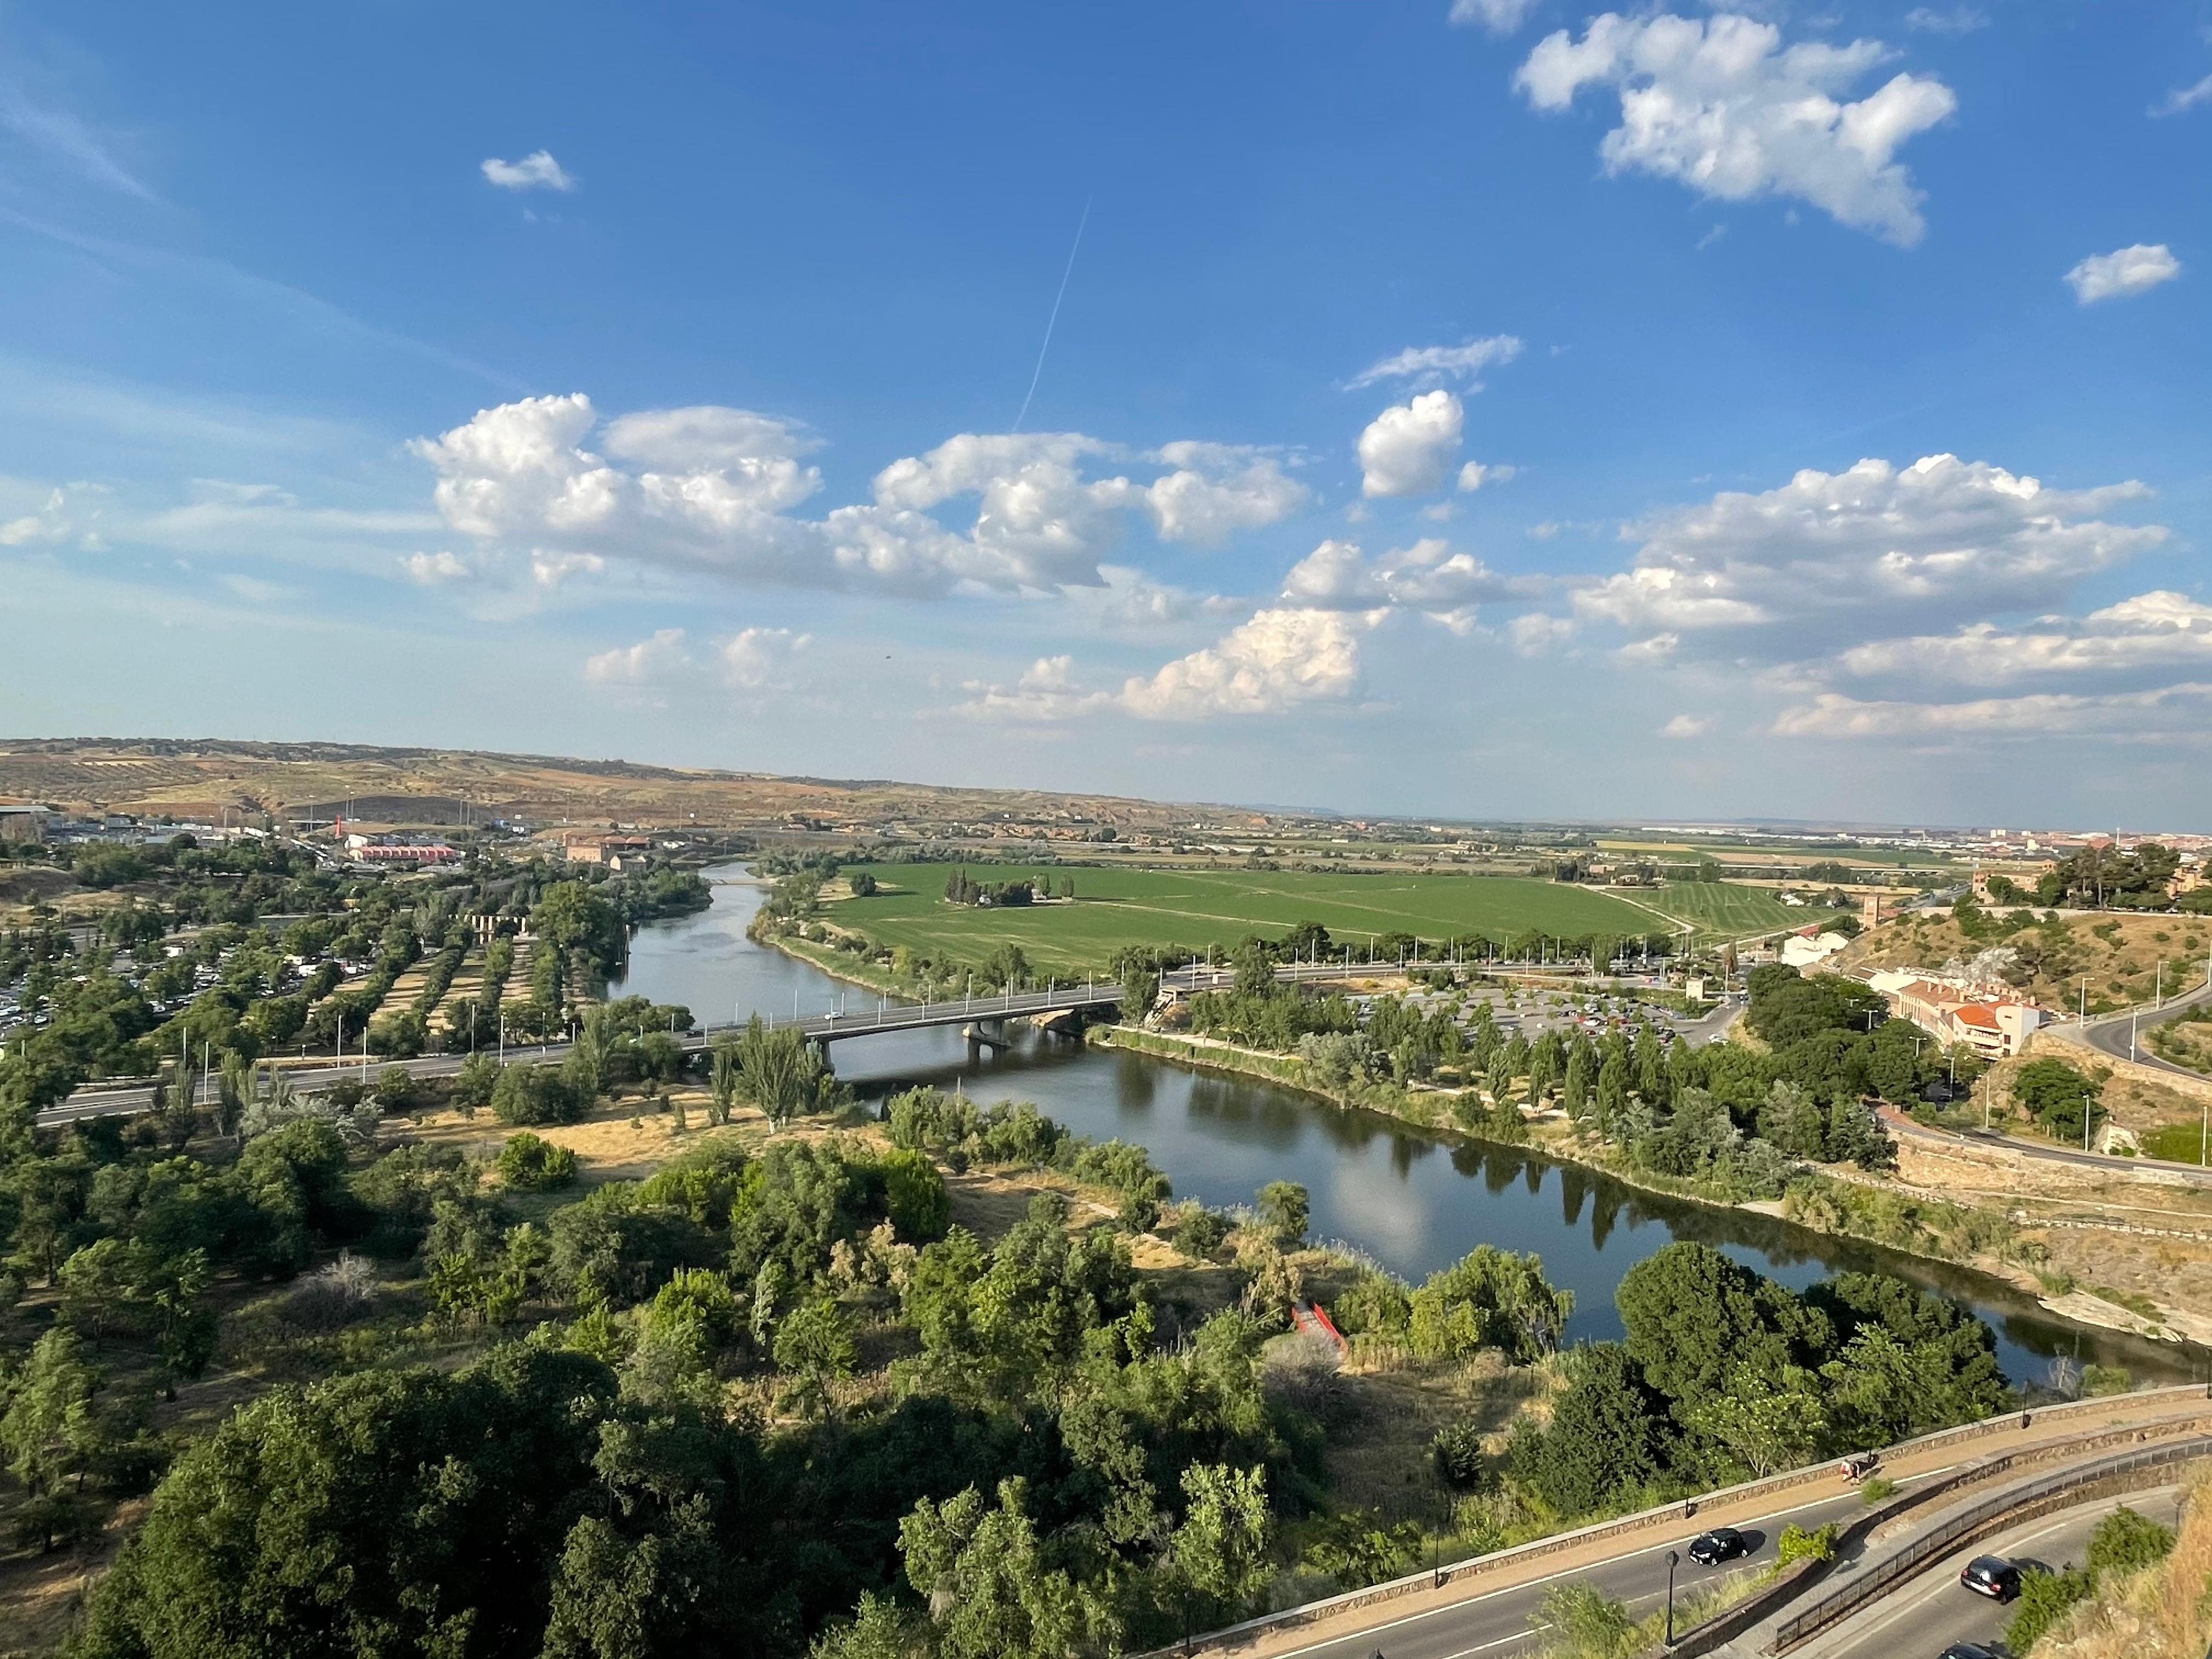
[1289,1301,1347,1355]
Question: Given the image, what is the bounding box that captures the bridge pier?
[962,1018,1013,1053]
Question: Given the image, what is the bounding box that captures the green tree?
[0,1328,100,1496]
[1683,1361,1828,1476]
[1170,1462,1272,1620]
[773,1299,859,1408]
[72,1345,623,1658]
[900,1478,1102,1659]
[2012,1057,2103,1143]
[880,1148,951,1242]
[1616,1242,1814,1408]
[1509,1343,1667,1518]
[1255,1181,1308,1249]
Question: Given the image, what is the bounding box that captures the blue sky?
[1,2,2205,826]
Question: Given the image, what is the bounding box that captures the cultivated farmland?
[826,865,1776,974]
[1626,882,1857,940]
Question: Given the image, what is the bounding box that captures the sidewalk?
[1205,1391,2212,1659]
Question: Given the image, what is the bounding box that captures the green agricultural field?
[828,865,1697,975]
[1630,882,1857,940]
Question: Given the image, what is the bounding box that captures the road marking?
[1804,1483,2185,1658]
[1260,1493,1864,1659]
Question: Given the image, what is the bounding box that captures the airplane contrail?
[1012,198,1092,433]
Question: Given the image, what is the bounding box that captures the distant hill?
[0,736,1212,837]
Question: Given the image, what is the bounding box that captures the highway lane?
[1256,1483,1881,1659]
[2076,973,2212,1084]
[1799,1483,2187,1659]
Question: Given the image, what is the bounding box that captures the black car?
[1939,1644,1998,1659]
[1686,1526,1748,1565]
[1960,1555,2022,1599]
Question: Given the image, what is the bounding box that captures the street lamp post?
[1666,1549,1681,1646]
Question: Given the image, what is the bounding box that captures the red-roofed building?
[1883,977,2042,1058]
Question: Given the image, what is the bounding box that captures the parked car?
[1938,1644,1998,1659]
[1959,1556,2021,1600]
[1686,1526,1748,1565]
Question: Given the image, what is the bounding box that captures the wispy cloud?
[0,209,524,391]
[1902,6,1988,35]
[0,82,155,200]
[1346,335,1523,391]
[481,150,577,191]
[2150,74,2212,117]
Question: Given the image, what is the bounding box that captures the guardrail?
[1769,1431,2212,1652]
[1149,1386,2212,1659]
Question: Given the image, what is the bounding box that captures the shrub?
[497,1132,578,1191]
[1432,1419,1488,1488]
[1175,1206,1232,1261]
[2086,1505,2174,1580]
[372,1066,421,1112]
[491,1065,584,1127]
[1776,1521,1838,1565]
[453,1054,501,1109]
[879,1148,951,1242]
[2005,1565,2092,1654]
[282,1251,380,1332]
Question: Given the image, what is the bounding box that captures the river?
[612,868,2190,1386]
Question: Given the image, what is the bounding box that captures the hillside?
[0,737,1207,838]
[1840,905,2211,1014]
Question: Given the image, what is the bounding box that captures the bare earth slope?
[0,737,1215,836]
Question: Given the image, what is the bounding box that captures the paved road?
[2075,972,2212,1082]
[1799,1483,2186,1659]
[1215,1392,2212,1659]
[1265,1483,1875,1659]
[1881,1105,2212,1187]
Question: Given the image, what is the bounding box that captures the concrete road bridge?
[33,955,1643,1128]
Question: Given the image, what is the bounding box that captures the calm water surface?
[613,868,2192,1386]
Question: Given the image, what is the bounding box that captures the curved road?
[2074,970,2212,1082]
[1201,1391,2212,1659]
[1799,1482,2187,1659]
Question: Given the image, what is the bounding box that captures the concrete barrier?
[1149,1385,2212,1659]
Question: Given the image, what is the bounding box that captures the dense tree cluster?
[58,1112,1314,1659]
[887,1087,1171,1230]
[2037,842,2186,910]
[1505,1243,2012,1519]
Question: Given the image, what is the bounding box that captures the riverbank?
[1087,1024,2193,1348]
[729,919,2197,1373]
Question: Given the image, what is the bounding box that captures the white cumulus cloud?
[1346,335,1523,391]
[1515,13,1956,245]
[720,626,810,689]
[1773,683,2212,741]
[413,397,1305,599]
[1280,537,1538,618]
[1358,391,1464,498]
[481,150,575,191]
[1120,607,1369,719]
[584,629,689,685]
[1836,591,2212,690]
[1660,713,1714,737]
[1568,453,2163,659]
[1458,461,1516,492]
[2064,244,2182,304]
[402,550,471,585]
